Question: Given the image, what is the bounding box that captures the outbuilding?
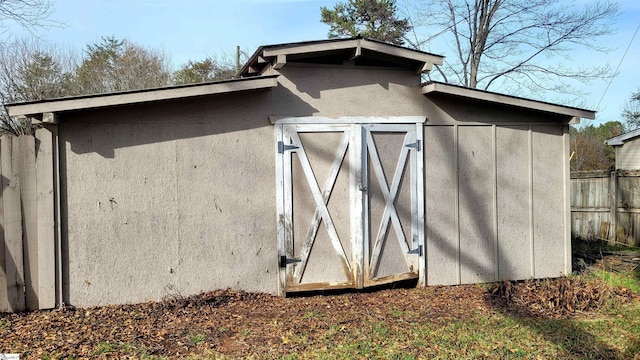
[605,128,640,170]
[2,37,595,311]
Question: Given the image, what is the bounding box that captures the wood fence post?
[35,126,56,309]
[1,136,25,312]
[20,135,38,310]
[609,170,617,245]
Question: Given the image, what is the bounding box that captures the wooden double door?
[276,119,425,293]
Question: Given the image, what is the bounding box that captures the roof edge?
[422,81,596,121]
[5,75,279,118]
[605,128,640,146]
[239,37,444,77]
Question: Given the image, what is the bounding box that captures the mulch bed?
[1,250,638,358]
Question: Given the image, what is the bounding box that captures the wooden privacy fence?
[571,170,640,246]
[0,130,57,313]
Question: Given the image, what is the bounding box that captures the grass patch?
[588,268,640,294]
[302,310,322,320]
[274,271,640,360]
[189,333,207,345]
[92,341,114,355]
[296,301,640,359]
[91,340,148,357]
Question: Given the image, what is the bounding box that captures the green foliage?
[320,0,411,45]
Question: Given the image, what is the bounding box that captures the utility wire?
[596,23,640,110]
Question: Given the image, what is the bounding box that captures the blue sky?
[5,0,640,125]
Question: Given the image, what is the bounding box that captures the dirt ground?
[0,284,492,358]
[0,249,637,359]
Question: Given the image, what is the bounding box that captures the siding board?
[496,126,531,279]
[533,126,565,278]
[458,126,495,284]
[425,126,458,285]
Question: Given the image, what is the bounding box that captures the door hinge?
[407,245,423,256]
[278,141,299,154]
[279,255,301,268]
[405,140,421,151]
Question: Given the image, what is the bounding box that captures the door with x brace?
[276,121,424,293]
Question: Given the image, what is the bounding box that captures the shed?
[2,37,595,311]
[605,129,640,170]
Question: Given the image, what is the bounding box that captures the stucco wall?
[53,64,570,307]
[616,138,640,170]
[273,65,425,117]
[59,91,277,307]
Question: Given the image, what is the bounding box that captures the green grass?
[92,341,114,355]
[291,301,640,359]
[90,340,156,358]
[302,310,323,320]
[255,270,639,360]
[189,333,207,345]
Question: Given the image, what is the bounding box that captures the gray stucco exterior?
[3,38,595,310]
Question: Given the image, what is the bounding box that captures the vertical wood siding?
[425,124,570,285]
[616,139,640,170]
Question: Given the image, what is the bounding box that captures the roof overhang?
[4,75,279,119]
[240,37,444,77]
[422,82,596,124]
[605,128,640,146]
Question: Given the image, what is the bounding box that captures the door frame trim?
[272,116,426,125]
[274,116,426,295]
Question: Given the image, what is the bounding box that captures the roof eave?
[5,75,279,118]
[239,37,444,77]
[605,128,640,146]
[422,82,596,122]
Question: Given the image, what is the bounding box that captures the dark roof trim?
[422,81,596,122]
[239,36,444,77]
[5,75,279,118]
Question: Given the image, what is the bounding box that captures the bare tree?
[173,56,237,85]
[0,0,56,38]
[406,0,619,97]
[622,89,640,130]
[0,38,75,134]
[0,37,174,134]
[0,39,75,101]
[570,121,623,171]
[0,0,59,134]
[74,36,172,94]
